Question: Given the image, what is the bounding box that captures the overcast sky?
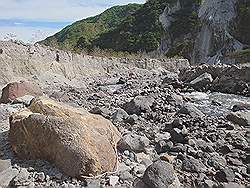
[0,0,145,43]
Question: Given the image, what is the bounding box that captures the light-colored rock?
[13,95,35,106]
[9,97,121,178]
[12,168,31,186]
[0,159,11,173]
[118,134,150,153]
[190,72,213,90]
[109,175,119,187]
[0,167,19,187]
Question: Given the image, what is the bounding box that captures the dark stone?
[170,128,186,143]
[212,100,222,106]
[170,143,186,153]
[143,160,177,188]
[219,145,233,155]
[123,96,154,115]
[247,164,250,174]
[117,77,127,84]
[155,140,167,154]
[207,154,227,170]
[226,111,250,127]
[125,114,138,125]
[232,103,250,112]
[89,107,103,115]
[178,104,205,118]
[182,157,206,173]
[215,168,235,182]
[162,74,182,88]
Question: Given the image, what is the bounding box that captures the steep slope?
[159,0,201,59]
[160,0,250,64]
[40,0,249,64]
[39,4,142,51]
[41,0,202,54]
[92,0,173,53]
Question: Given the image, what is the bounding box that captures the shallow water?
[183,92,250,116]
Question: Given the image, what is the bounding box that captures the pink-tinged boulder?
[0,81,42,104]
[9,97,121,178]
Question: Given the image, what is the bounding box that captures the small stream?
[182,92,250,116]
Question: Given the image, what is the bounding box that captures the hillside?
[92,0,174,53]
[39,3,142,51]
[40,0,249,64]
[40,0,202,54]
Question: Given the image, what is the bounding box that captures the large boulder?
[178,103,205,118]
[226,111,250,127]
[180,65,250,96]
[118,134,150,153]
[0,81,42,104]
[9,97,121,178]
[189,72,213,90]
[123,96,154,115]
[142,160,180,188]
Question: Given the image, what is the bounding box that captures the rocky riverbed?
[0,65,249,188]
[0,41,249,188]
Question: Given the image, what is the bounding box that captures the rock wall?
[192,0,243,64]
[160,0,249,65]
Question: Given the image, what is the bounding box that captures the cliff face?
[193,0,242,64]
[160,0,250,64]
[159,0,201,60]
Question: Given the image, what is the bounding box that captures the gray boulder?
[215,168,235,182]
[182,157,207,173]
[190,72,213,90]
[118,134,150,153]
[112,108,129,123]
[123,96,154,115]
[226,111,250,127]
[178,104,205,118]
[143,160,180,188]
[208,153,227,170]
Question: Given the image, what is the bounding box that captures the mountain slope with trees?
[39,4,142,51]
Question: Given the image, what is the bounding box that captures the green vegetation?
[92,0,172,53]
[92,0,200,55]
[165,0,201,59]
[39,4,142,50]
[40,0,201,58]
[237,0,250,45]
[227,48,250,64]
[228,48,250,58]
